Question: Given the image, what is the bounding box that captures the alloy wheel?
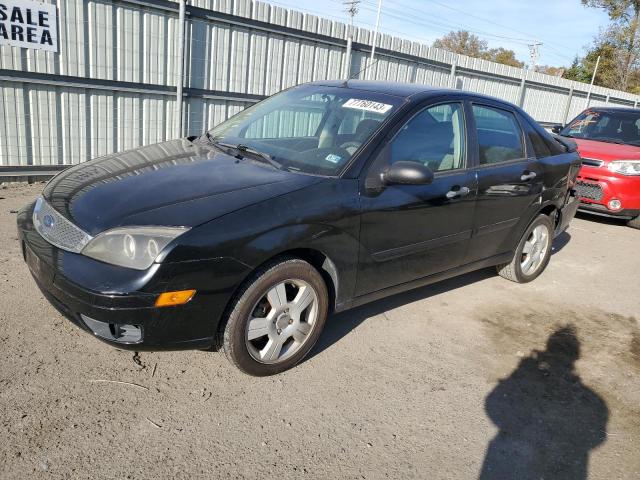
[520,224,550,276]
[245,279,319,364]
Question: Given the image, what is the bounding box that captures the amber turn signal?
[155,289,196,307]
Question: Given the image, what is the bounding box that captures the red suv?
[554,108,640,229]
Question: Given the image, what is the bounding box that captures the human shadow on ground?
[479,326,609,480]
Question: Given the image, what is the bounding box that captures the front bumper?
[576,165,640,218]
[577,202,640,220]
[17,202,250,351]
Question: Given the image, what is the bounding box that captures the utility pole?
[342,1,360,79]
[585,55,601,109]
[527,42,542,72]
[367,0,383,80]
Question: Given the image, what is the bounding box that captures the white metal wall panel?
[2,0,640,169]
[0,83,29,166]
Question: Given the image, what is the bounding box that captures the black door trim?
[371,229,473,262]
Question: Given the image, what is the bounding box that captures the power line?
[358,0,576,63]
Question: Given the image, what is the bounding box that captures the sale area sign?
[0,0,57,52]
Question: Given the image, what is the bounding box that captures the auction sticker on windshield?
[342,98,393,114]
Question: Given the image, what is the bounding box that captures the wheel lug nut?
[288,319,293,324]
[277,329,282,334]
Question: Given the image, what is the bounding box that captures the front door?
[356,101,477,296]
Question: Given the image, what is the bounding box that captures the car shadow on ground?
[551,230,571,255]
[310,233,573,360]
[309,267,495,361]
[479,326,609,480]
[575,211,627,227]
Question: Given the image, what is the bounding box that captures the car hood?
[573,138,640,162]
[43,139,322,235]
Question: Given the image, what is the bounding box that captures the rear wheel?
[627,215,640,229]
[496,214,554,283]
[221,258,328,376]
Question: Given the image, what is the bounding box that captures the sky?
[264,0,610,67]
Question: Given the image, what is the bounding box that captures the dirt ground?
[0,182,638,480]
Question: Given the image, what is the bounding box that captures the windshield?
[205,85,402,175]
[561,110,640,146]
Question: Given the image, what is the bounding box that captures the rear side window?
[520,115,565,158]
[472,105,524,165]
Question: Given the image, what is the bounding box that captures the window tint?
[520,115,565,158]
[473,105,524,165]
[527,127,552,158]
[389,103,465,172]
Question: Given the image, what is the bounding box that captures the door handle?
[521,171,537,181]
[446,186,470,199]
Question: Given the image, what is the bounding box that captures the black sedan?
[17,81,581,375]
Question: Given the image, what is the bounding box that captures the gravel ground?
[0,182,638,480]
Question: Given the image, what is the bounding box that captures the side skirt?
[335,252,513,313]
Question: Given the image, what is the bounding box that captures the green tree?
[484,48,525,68]
[433,30,488,57]
[582,0,640,89]
[432,30,524,68]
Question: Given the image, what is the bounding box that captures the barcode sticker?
[342,98,393,114]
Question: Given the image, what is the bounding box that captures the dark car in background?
[554,107,640,228]
[17,81,581,375]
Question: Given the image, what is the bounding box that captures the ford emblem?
[43,214,55,228]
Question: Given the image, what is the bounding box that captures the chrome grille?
[581,158,604,168]
[575,181,604,201]
[32,197,92,253]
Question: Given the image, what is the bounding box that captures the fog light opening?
[608,199,622,211]
[80,315,142,344]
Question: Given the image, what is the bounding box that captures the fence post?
[517,74,526,108]
[448,62,457,89]
[175,0,187,138]
[343,35,353,80]
[562,86,574,125]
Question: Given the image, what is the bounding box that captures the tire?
[496,214,554,283]
[220,257,328,376]
[627,215,640,229]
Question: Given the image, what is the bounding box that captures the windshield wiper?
[201,134,284,170]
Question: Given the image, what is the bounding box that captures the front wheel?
[496,214,554,283]
[221,258,328,376]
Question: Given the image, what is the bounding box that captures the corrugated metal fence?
[1,0,639,170]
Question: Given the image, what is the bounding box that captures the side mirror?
[382,161,434,185]
[551,124,563,134]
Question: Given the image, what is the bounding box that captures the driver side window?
[389,102,466,172]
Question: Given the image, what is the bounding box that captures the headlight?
[607,160,640,176]
[81,226,189,270]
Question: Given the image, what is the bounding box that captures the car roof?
[309,80,508,104]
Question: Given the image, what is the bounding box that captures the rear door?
[465,102,544,263]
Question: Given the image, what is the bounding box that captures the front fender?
[241,223,362,306]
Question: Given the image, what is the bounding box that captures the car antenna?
[341,58,381,87]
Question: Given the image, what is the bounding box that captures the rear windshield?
[561,110,640,146]
[206,85,402,176]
